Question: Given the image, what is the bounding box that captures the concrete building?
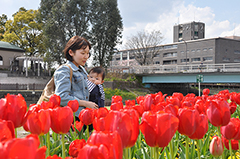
[110,21,240,70]
[0,41,25,71]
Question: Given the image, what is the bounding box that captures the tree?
[39,0,92,65]
[90,0,123,67]
[3,8,44,57]
[0,14,8,40]
[125,30,163,65]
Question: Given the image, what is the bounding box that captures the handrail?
[109,63,240,74]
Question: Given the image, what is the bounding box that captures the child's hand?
[82,100,98,109]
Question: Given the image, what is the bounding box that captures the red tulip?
[24,109,51,136]
[166,96,181,108]
[0,134,46,159]
[221,117,240,140]
[121,108,139,147]
[230,92,240,105]
[77,143,110,159]
[203,88,210,95]
[229,101,237,114]
[46,155,64,159]
[140,111,179,147]
[178,107,200,137]
[194,99,206,114]
[39,101,54,109]
[111,95,122,103]
[0,94,27,128]
[209,136,224,157]
[49,94,61,107]
[95,110,137,148]
[75,121,84,132]
[94,107,109,119]
[68,100,79,112]
[143,94,153,111]
[51,106,73,134]
[0,119,15,142]
[206,99,230,127]
[69,139,86,158]
[79,108,95,125]
[136,96,144,104]
[125,99,136,106]
[110,101,123,110]
[132,105,144,117]
[152,91,167,105]
[222,135,239,150]
[189,114,208,139]
[87,131,123,159]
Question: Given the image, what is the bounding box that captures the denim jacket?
[54,60,89,117]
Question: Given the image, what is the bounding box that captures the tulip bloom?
[221,117,240,140]
[79,108,95,126]
[111,95,122,103]
[178,107,200,137]
[51,106,73,134]
[202,88,210,95]
[142,94,153,111]
[49,94,61,107]
[0,94,27,128]
[222,135,239,151]
[69,139,86,158]
[140,111,179,147]
[209,136,224,157]
[0,119,15,142]
[87,131,123,159]
[24,109,51,136]
[206,99,230,127]
[68,100,79,112]
[0,134,46,159]
[94,107,109,119]
[189,114,208,139]
[110,101,123,110]
[77,144,111,159]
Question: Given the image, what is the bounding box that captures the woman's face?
[70,46,90,66]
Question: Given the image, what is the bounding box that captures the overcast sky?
[1,0,240,49]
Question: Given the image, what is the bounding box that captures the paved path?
[0,76,50,84]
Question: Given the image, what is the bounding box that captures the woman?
[54,36,98,117]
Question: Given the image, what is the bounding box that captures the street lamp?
[182,40,187,65]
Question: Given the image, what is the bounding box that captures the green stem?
[186,136,189,159]
[196,140,201,159]
[123,148,128,159]
[61,134,65,159]
[155,147,159,159]
[138,132,142,149]
[217,127,221,137]
[169,139,174,159]
[86,125,89,139]
[46,132,50,157]
[73,113,77,138]
[128,148,132,159]
[39,135,44,147]
[229,140,233,159]
[15,128,17,138]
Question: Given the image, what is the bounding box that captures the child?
[86,66,105,108]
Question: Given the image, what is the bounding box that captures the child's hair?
[89,66,105,80]
[63,35,91,61]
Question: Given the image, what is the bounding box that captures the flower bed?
[0,89,240,159]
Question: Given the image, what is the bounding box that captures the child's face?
[88,72,104,85]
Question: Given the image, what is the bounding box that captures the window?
[191,50,195,53]
[163,52,177,57]
[129,56,135,59]
[163,60,177,65]
[116,58,120,61]
[179,33,182,38]
[155,61,160,64]
[234,50,240,54]
[222,57,230,62]
[0,56,2,65]
[234,59,240,62]
[203,48,207,51]
[203,57,213,61]
[194,31,198,36]
[181,59,189,63]
[154,54,160,57]
[191,58,201,62]
[196,49,201,52]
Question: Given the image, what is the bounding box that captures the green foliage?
[3,8,44,57]
[104,88,137,100]
[0,14,8,40]
[90,0,123,67]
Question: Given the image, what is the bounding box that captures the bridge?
[110,63,240,84]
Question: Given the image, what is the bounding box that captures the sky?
[1,0,240,50]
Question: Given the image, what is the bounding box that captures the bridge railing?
[109,63,240,74]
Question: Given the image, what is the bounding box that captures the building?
[0,41,25,71]
[110,21,240,70]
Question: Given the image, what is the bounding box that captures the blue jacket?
[54,60,89,117]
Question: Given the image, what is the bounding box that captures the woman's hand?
[80,100,99,109]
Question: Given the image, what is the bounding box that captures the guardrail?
[109,63,240,74]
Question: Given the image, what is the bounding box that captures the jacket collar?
[66,60,88,75]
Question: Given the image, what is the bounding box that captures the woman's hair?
[89,66,105,80]
[63,36,91,61]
